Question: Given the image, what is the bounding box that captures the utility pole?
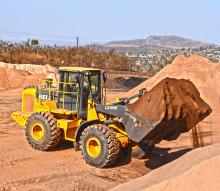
[76,37,79,58]
[129,61,131,74]
[76,37,79,49]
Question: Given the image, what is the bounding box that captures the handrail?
[38,79,79,111]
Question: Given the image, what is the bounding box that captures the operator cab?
[58,67,103,118]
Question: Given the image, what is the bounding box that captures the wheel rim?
[86,137,101,158]
[31,123,45,141]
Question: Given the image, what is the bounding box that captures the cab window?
[59,71,79,92]
[83,71,101,102]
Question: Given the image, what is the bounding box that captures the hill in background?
[0,36,219,75]
[98,35,212,52]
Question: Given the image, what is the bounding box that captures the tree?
[31,39,39,46]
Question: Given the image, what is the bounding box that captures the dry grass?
[0,40,132,71]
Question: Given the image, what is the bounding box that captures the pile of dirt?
[112,55,220,191]
[0,68,10,89]
[119,55,220,148]
[111,143,220,191]
[126,55,220,110]
[105,75,147,90]
[113,76,146,89]
[0,67,45,90]
[126,78,212,145]
[0,62,57,74]
[124,77,146,88]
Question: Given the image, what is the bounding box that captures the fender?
[74,119,102,151]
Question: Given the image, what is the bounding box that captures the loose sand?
[127,78,211,145]
[110,55,220,191]
[0,68,10,89]
[126,55,220,110]
[111,143,220,191]
[0,67,45,90]
[117,55,220,149]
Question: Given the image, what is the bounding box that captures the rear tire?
[25,112,62,151]
[80,124,120,168]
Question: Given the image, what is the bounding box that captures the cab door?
[78,71,101,118]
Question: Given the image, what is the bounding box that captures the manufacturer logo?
[39,94,49,100]
[105,106,118,110]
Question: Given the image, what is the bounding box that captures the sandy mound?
[112,55,220,191]
[126,55,220,110]
[0,67,45,90]
[142,154,220,191]
[121,55,220,148]
[111,143,220,191]
[0,62,57,74]
[125,78,211,145]
[0,68,10,89]
[0,62,59,90]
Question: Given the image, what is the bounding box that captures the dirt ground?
[0,88,146,191]
[111,143,220,191]
[1,55,220,191]
[0,88,197,191]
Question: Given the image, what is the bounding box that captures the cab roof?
[59,67,101,72]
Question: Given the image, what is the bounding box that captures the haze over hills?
[98,35,213,52]
[0,35,214,49]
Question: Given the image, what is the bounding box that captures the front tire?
[80,124,120,168]
[25,112,62,151]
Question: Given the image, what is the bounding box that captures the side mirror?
[102,71,107,83]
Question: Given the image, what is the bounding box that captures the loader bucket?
[122,110,159,143]
[123,78,212,145]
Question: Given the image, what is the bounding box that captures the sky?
[0,0,219,45]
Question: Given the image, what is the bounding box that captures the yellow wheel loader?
[12,67,149,168]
